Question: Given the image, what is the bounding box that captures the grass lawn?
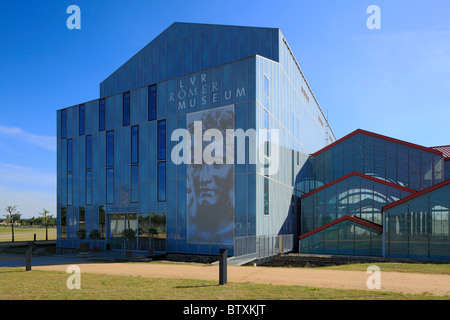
[0,267,448,300]
[0,226,56,242]
[316,263,450,275]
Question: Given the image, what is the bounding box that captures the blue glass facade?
[56,23,334,256]
[57,22,448,261]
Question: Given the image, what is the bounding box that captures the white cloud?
[0,125,56,152]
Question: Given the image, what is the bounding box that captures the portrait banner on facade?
[186,106,235,245]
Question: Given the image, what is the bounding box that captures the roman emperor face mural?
[187,106,234,245]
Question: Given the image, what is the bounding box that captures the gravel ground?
[33,261,450,297]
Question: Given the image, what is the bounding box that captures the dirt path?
[34,262,450,297]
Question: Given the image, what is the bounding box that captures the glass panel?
[157,162,166,202]
[264,75,269,97]
[158,120,166,161]
[79,207,85,232]
[106,168,114,204]
[148,85,157,121]
[67,139,72,172]
[430,185,450,259]
[85,171,92,205]
[61,109,67,139]
[339,221,355,255]
[138,213,151,250]
[409,203,429,260]
[85,135,92,170]
[201,29,210,70]
[67,173,73,206]
[131,165,139,203]
[151,213,166,252]
[131,125,139,164]
[264,177,269,215]
[60,207,67,239]
[109,214,125,238]
[106,131,114,167]
[99,99,105,131]
[123,92,130,126]
[264,110,269,129]
[99,205,106,239]
[79,104,85,135]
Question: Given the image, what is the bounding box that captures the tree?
[4,206,20,243]
[39,209,53,241]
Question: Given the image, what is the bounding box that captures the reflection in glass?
[60,207,67,239]
[79,207,85,231]
[99,206,105,239]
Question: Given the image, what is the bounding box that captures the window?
[158,120,166,161]
[85,135,92,170]
[131,125,139,164]
[148,85,157,121]
[264,177,269,215]
[61,109,67,139]
[157,161,166,202]
[131,165,139,203]
[60,207,67,239]
[67,173,73,206]
[79,104,85,135]
[106,131,114,167]
[123,92,130,126]
[99,99,105,131]
[79,207,85,232]
[99,206,105,239]
[85,171,92,205]
[67,139,72,172]
[106,168,114,204]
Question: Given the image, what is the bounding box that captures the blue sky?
[0,0,449,218]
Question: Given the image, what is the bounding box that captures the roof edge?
[382,179,450,211]
[298,215,383,240]
[301,171,417,199]
[311,129,443,157]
